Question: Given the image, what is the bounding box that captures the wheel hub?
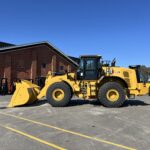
[52,89,64,101]
[106,89,119,102]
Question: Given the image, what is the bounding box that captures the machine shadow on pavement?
[123,99,150,107]
[25,98,150,108]
[0,98,149,109]
[68,99,150,107]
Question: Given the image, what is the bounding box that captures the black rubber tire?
[46,82,71,107]
[98,82,126,108]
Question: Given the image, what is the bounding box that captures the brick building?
[0,41,78,92]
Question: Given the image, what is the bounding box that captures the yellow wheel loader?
[8,55,149,108]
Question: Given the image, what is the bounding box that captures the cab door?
[83,58,98,80]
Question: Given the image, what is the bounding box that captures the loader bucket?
[8,80,40,108]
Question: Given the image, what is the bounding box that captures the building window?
[41,63,46,68]
[60,66,64,71]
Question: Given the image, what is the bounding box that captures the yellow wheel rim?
[52,89,65,101]
[106,89,119,102]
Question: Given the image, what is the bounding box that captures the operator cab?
[77,55,102,80]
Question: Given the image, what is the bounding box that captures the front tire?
[98,82,126,108]
[46,82,71,107]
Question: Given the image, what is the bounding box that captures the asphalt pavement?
[0,95,150,150]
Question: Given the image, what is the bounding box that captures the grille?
[123,71,129,77]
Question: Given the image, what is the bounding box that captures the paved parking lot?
[0,95,150,150]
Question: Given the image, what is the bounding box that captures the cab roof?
[80,55,102,58]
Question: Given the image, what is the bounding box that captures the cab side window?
[85,59,95,70]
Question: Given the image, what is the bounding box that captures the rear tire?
[46,82,71,107]
[98,82,126,108]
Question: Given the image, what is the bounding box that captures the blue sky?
[0,0,150,67]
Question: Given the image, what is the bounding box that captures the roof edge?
[0,41,79,67]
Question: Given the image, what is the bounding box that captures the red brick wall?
[0,44,78,92]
